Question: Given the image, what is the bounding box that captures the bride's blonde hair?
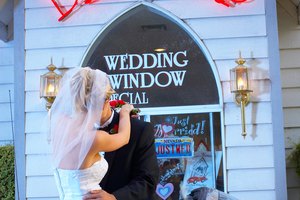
[70,67,93,112]
[70,67,115,112]
[49,67,109,169]
[70,67,114,112]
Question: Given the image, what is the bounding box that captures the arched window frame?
[80,1,227,193]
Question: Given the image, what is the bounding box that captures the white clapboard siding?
[0,47,14,66]
[0,141,13,146]
[285,127,300,148]
[230,190,275,200]
[25,112,48,133]
[226,124,274,147]
[25,62,270,92]
[216,58,270,82]
[227,168,275,191]
[25,0,133,8]
[26,91,46,112]
[0,66,14,84]
[280,49,300,69]
[281,68,300,88]
[26,154,53,176]
[0,40,14,144]
[203,37,268,60]
[0,40,13,47]
[283,108,300,128]
[23,0,276,199]
[25,29,268,62]
[0,40,14,48]
[222,79,271,103]
[25,0,265,18]
[26,133,52,155]
[278,3,300,197]
[186,15,266,39]
[224,102,272,125]
[287,188,300,200]
[0,103,14,121]
[154,0,264,19]
[25,47,87,70]
[25,69,48,91]
[227,146,274,169]
[25,25,102,49]
[27,83,273,112]
[0,122,13,141]
[27,176,59,198]
[25,2,135,29]
[26,60,269,90]
[0,84,14,103]
[282,88,300,107]
[279,28,300,49]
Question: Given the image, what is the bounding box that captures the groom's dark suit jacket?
[100,112,159,200]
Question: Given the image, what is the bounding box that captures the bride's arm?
[91,104,133,153]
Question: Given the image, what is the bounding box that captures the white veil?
[48,67,108,169]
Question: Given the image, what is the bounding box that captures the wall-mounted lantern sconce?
[40,60,62,111]
[230,52,252,138]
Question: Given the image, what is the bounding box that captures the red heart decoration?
[85,0,98,4]
[215,0,249,7]
[161,123,175,137]
[215,0,231,7]
[51,0,78,21]
[232,0,247,2]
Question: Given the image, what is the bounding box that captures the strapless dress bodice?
[53,158,108,200]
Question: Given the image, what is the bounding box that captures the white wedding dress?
[53,158,108,200]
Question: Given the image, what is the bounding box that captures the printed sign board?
[81,5,219,108]
[155,137,194,158]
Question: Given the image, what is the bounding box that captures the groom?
[84,98,159,200]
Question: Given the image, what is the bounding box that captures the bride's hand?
[119,103,134,115]
[83,190,116,200]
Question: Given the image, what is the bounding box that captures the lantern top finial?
[235,51,246,65]
[47,57,57,72]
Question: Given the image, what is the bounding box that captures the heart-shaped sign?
[51,0,99,21]
[215,0,250,7]
[51,0,79,21]
[156,183,174,200]
[161,123,174,136]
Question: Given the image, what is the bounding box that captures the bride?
[48,67,133,199]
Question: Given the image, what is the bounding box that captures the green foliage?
[288,142,300,177]
[0,145,15,200]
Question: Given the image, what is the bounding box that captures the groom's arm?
[112,122,159,200]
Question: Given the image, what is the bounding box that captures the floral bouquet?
[109,100,140,115]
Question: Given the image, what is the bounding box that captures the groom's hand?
[83,190,117,200]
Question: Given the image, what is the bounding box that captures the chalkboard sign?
[151,113,211,152]
[150,112,222,199]
[81,4,219,108]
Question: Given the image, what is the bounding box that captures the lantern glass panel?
[40,74,61,98]
[230,66,250,92]
[230,68,237,92]
[236,67,248,90]
[40,75,47,97]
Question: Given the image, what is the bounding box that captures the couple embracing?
[48,67,159,200]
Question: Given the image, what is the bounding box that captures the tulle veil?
[47,67,108,169]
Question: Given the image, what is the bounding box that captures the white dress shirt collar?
[100,109,114,128]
